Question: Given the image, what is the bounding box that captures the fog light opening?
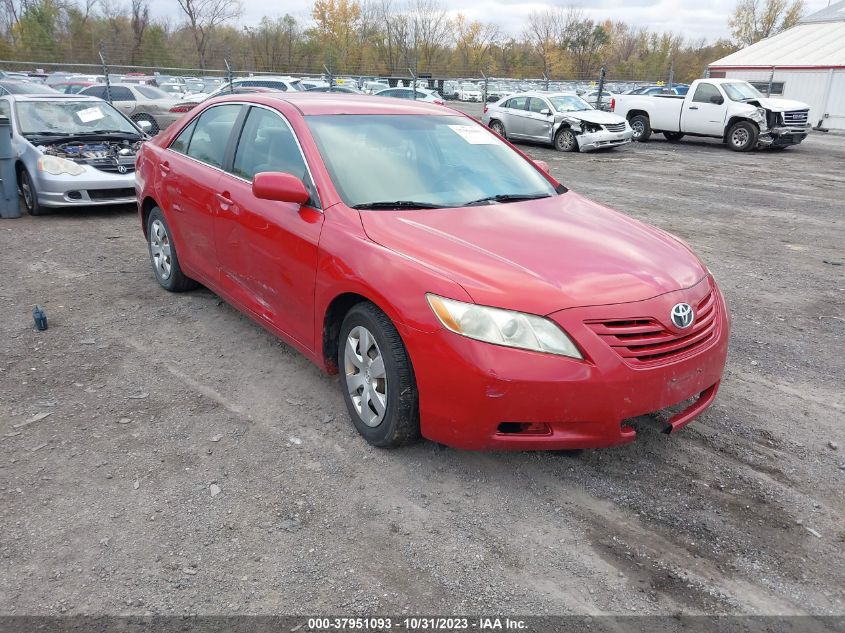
[67,191,82,200]
[497,422,552,436]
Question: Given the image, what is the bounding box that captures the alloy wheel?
[344,325,388,427]
[149,219,173,280]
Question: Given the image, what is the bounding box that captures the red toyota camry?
[135,93,729,450]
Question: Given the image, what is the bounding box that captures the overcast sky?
[150,0,833,42]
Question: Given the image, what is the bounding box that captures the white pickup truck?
[611,78,811,151]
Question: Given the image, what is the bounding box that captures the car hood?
[557,110,625,125]
[359,192,707,315]
[752,97,809,112]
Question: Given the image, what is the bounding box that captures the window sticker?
[447,124,497,145]
[76,106,105,123]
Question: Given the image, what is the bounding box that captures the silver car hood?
[557,110,626,125]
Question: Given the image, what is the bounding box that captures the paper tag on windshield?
[76,107,104,123]
[448,124,496,144]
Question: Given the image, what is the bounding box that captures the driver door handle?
[159,161,170,175]
[689,106,699,110]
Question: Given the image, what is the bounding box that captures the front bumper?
[578,128,633,152]
[404,277,729,450]
[32,167,137,207]
[758,125,809,148]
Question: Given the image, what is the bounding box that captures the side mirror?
[709,95,724,105]
[252,172,310,205]
[136,119,153,131]
[540,108,551,116]
[534,160,551,175]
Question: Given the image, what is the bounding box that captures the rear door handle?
[159,161,170,175]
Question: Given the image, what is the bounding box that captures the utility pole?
[596,66,607,110]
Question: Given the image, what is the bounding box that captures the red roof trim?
[709,65,845,70]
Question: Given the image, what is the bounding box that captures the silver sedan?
[482,92,632,153]
[1,94,148,215]
[78,83,182,133]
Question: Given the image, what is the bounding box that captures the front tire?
[146,207,198,292]
[727,121,758,152]
[339,302,420,448]
[18,168,46,216]
[629,114,651,142]
[132,113,160,135]
[555,127,578,152]
[489,120,506,139]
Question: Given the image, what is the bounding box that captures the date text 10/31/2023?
[306,617,528,630]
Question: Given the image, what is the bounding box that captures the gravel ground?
[0,107,843,617]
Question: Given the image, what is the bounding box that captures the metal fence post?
[324,64,334,90]
[596,66,606,110]
[99,49,112,104]
[543,73,549,92]
[767,66,776,97]
[224,58,234,92]
[668,60,674,92]
[408,67,417,99]
[481,71,488,104]
[0,116,19,219]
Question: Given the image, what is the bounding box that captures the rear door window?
[185,104,242,169]
[508,96,528,110]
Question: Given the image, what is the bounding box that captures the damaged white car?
[482,92,632,152]
[1,94,149,215]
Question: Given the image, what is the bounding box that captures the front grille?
[603,122,626,133]
[88,187,136,200]
[89,159,136,174]
[782,110,809,126]
[585,290,719,366]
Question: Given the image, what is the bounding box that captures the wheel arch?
[626,109,649,122]
[140,196,160,238]
[723,116,758,142]
[322,291,401,375]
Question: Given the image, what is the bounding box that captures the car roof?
[1,94,104,102]
[205,92,452,116]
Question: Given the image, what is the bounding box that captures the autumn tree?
[452,13,498,74]
[311,0,362,72]
[729,0,804,46]
[175,0,242,69]
[563,17,609,78]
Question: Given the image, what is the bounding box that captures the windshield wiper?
[352,201,447,210]
[462,193,552,206]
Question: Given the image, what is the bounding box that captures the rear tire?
[727,120,758,152]
[146,207,198,292]
[338,302,420,448]
[629,114,651,142]
[663,131,685,142]
[489,120,506,139]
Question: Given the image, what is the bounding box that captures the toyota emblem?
[670,303,694,329]
[117,165,127,174]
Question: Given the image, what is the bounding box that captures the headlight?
[37,155,85,176]
[426,294,583,359]
[583,122,602,133]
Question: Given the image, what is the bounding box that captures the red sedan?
[135,94,729,450]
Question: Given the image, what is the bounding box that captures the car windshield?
[136,85,168,99]
[722,82,763,102]
[306,114,558,208]
[1,81,57,94]
[549,95,592,112]
[16,100,138,135]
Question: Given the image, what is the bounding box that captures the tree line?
[0,0,804,81]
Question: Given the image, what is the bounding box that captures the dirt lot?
[1,110,843,617]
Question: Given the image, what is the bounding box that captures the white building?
[709,0,845,130]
